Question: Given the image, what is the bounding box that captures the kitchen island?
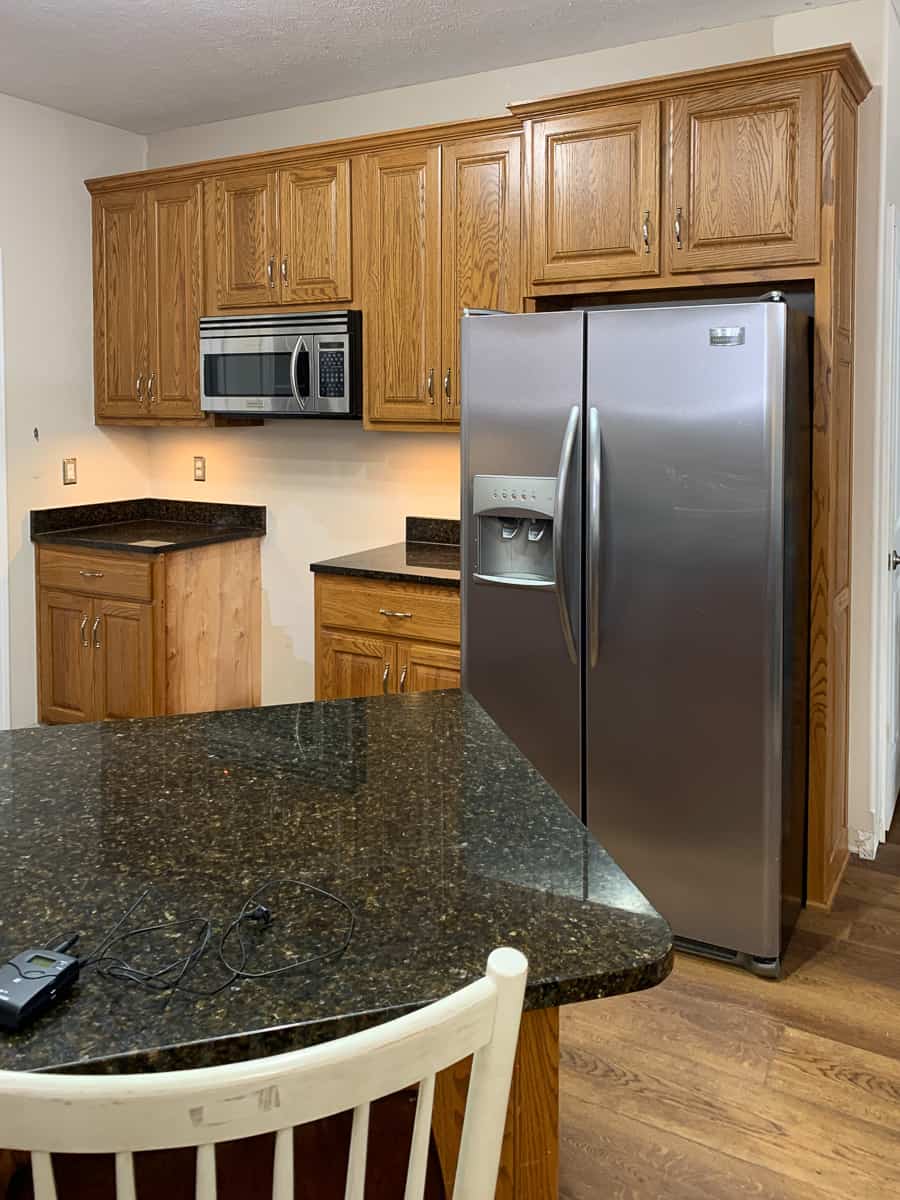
[0,690,671,1198]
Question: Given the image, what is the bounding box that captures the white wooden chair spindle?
[0,948,527,1200]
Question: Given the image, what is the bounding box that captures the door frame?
[0,251,10,730]
[873,202,900,847]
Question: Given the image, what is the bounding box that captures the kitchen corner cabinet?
[36,541,261,725]
[362,132,522,429]
[93,181,203,423]
[209,157,352,310]
[315,575,460,700]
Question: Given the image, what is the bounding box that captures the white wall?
[0,92,150,727]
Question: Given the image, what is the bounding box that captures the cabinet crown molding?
[507,43,871,116]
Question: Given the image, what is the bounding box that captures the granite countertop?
[311,516,460,588]
[31,498,266,555]
[0,691,671,1075]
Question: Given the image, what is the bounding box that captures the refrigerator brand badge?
[709,326,745,347]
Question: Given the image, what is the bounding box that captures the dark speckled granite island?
[0,690,671,1197]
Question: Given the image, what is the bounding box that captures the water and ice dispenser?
[472,475,557,586]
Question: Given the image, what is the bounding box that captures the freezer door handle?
[588,406,602,668]
[554,405,580,665]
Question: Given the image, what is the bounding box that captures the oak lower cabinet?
[36,541,261,725]
[315,575,460,700]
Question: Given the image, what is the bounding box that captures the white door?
[882,206,900,838]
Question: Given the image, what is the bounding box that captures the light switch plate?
[193,456,206,482]
[62,458,77,485]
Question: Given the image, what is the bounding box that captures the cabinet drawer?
[37,547,153,602]
[316,575,460,645]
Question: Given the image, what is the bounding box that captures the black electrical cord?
[70,878,355,1000]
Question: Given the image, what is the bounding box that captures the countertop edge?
[32,528,265,556]
[309,560,460,589]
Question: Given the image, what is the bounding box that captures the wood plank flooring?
[559,842,900,1199]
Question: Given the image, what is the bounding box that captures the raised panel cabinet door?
[146,180,203,418]
[279,159,352,304]
[317,631,397,700]
[397,642,461,694]
[93,190,146,419]
[364,145,442,423]
[530,101,660,284]
[668,76,820,271]
[441,135,523,422]
[38,591,95,724]
[213,169,278,307]
[92,598,155,721]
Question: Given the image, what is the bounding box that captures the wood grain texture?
[213,169,277,307]
[363,144,442,423]
[530,101,660,283]
[93,190,146,420]
[317,630,396,701]
[37,590,94,725]
[146,179,203,418]
[557,863,900,1199]
[92,597,155,721]
[164,539,261,714]
[397,641,461,694]
[441,134,523,421]
[316,575,460,646]
[279,157,352,303]
[668,76,820,272]
[37,546,153,602]
[434,1007,560,1200]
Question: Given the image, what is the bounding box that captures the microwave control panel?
[318,342,347,399]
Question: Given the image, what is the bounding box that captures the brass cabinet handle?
[399,665,408,693]
[674,206,684,250]
[642,210,650,254]
[382,662,390,693]
[281,256,288,284]
[148,372,156,405]
[80,614,89,648]
[443,366,452,404]
[267,257,275,287]
[426,368,435,403]
[91,616,102,649]
[378,607,413,619]
[135,373,144,407]
[79,570,104,579]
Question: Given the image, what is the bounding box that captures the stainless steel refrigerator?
[461,299,810,974]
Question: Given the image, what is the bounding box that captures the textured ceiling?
[0,0,844,134]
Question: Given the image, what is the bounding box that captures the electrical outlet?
[62,458,77,485]
[193,456,206,482]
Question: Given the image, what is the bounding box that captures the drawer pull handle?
[378,608,413,619]
[79,570,105,578]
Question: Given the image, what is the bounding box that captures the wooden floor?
[559,827,900,1199]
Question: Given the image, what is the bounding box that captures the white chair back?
[0,947,527,1200]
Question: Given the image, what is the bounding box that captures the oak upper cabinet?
[279,160,352,304]
[211,158,353,310]
[529,101,661,284]
[212,169,279,307]
[146,180,203,418]
[441,134,523,422]
[667,76,820,271]
[363,144,442,424]
[93,190,147,420]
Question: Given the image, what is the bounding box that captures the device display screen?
[27,954,56,968]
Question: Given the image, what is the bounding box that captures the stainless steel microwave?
[200,310,362,418]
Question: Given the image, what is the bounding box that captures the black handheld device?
[0,949,80,1032]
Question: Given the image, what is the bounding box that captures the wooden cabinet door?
[317,631,397,700]
[668,77,820,272]
[146,180,203,418]
[441,135,522,422]
[530,101,660,284]
[279,159,352,304]
[364,145,442,424]
[213,169,278,307]
[93,190,146,419]
[92,598,155,721]
[397,642,461,695]
[38,591,95,724]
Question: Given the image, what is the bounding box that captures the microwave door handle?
[554,405,580,666]
[290,337,307,412]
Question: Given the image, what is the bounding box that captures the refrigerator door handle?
[554,405,580,665]
[588,406,602,668]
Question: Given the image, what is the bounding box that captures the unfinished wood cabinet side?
[164,539,262,714]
